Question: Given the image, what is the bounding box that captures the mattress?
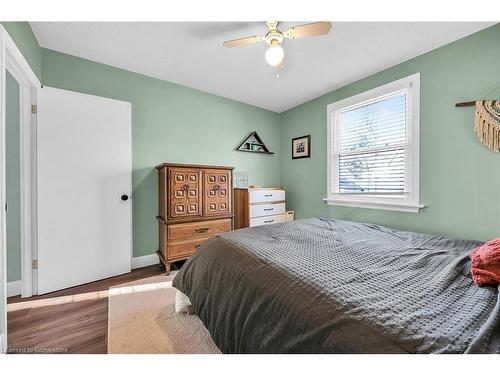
[172,218,500,353]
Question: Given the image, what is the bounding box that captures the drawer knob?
[264,220,274,223]
[264,194,273,197]
[195,228,209,233]
[263,208,274,211]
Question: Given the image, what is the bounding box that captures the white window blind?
[326,73,422,213]
[337,92,406,194]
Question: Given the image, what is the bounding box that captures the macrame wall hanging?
[474,100,500,152]
[456,83,500,152]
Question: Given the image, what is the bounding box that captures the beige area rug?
[107,272,221,354]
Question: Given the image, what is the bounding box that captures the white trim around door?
[5,58,39,299]
[0,25,41,350]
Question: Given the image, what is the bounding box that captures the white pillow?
[175,289,194,314]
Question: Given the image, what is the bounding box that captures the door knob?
[121,194,130,202]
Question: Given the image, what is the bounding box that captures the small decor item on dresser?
[292,135,311,159]
[234,171,248,188]
[236,131,274,154]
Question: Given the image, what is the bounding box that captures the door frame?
[0,24,40,350]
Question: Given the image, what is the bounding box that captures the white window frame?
[325,73,424,213]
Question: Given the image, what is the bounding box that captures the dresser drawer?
[250,213,287,227]
[249,189,285,204]
[167,237,210,260]
[168,218,231,241]
[249,202,286,218]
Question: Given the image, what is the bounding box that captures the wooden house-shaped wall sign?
[236,131,274,155]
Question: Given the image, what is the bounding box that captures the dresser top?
[234,187,285,191]
[155,162,234,170]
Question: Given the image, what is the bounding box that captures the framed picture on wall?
[292,135,311,159]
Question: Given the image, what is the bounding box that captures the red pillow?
[470,238,500,286]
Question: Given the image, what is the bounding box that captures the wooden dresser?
[234,187,288,229]
[156,163,234,273]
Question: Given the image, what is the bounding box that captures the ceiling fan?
[223,21,332,67]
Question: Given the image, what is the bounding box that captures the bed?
[172,218,500,353]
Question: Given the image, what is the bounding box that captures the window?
[325,73,423,212]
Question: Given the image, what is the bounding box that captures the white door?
[37,87,132,294]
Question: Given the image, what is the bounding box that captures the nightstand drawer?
[249,189,285,203]
[249,202,286,218]
[250,213,287,227]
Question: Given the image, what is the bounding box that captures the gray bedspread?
[172,218,500,353]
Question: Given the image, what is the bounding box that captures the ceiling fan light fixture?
[265,44,284,66]
[223,21,332,68]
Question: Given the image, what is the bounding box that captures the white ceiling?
[30,22,495,113]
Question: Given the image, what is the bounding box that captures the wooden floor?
[7,264,165,354]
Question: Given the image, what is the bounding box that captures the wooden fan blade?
[223,35,264,48]
[284,22,332,39]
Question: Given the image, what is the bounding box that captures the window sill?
[322,197,425,213]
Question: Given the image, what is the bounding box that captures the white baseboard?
[7,280,21,297]
[0,333,5,354]
[6,257,158,298]
[132,253,160,269]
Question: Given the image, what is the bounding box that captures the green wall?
[6,71,21,282]
[280,24,500,242]
[1,22,42,80]
[41,49,282,258]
